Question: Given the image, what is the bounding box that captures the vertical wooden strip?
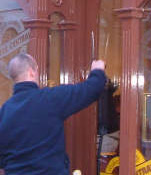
[118,9,143,175]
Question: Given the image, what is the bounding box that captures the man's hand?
[91,60,105,71]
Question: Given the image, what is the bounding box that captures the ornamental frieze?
[52,0,63,7]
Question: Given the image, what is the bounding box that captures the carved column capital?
[115,7,144,19]
[23,19,51,29]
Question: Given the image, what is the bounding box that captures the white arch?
[0,20,25,45]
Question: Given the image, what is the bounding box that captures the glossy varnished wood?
[116,5,144,175]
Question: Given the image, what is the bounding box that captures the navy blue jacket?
[0,70,106,175]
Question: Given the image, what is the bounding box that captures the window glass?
[137,3,151,174]
[98,1,122,174]
[0,3,29,105]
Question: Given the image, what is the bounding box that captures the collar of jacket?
[13,81,39,94]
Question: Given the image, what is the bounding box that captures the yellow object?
[105,156,120,174]
[136,149,146,166]
[136,160,151,175]
[100,149,146,175]
[73,170,82,175]
[101,152,117,156]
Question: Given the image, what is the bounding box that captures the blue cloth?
[0,70,106,175]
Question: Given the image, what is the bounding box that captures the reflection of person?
[99,81,120,134]
[0,54,106,175]
[99,83,120,154]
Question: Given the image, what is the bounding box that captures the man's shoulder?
[41,85,71,103]
[42,85,68,94]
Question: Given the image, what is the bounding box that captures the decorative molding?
[51,0,63,7]
[23,19,51,29]
[58,20,77,30]
[115,7,144,19]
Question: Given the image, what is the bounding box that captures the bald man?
[0,54,106,175]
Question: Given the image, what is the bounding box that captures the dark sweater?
[0,70,106,175]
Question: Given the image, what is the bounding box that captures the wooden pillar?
[16,0,50,87]
[24,19,50,87]
[116,6,144,175]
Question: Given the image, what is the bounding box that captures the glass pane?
[137,1,151,175]
[98,1,122,175]
[0,2,29,106]
[0,4,30,174]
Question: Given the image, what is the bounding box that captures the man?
[0,54,106,175]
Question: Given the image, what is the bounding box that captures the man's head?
[8,54,39,84]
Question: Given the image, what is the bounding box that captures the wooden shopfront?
[0,0,151,175]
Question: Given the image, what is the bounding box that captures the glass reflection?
[0,5,28,106]
[98,0,122,175]
[139,0,151,163]
[98,0,122,87]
